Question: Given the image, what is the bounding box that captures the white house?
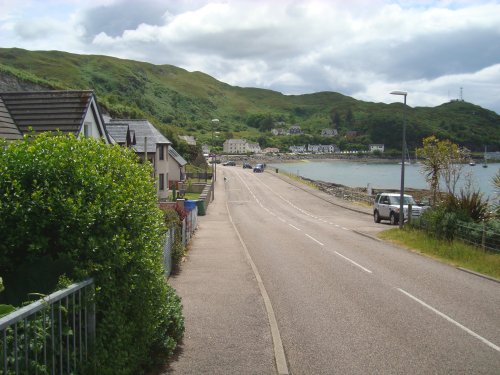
[369,144,385,153]
[288,125,302,135]
[308,144,337,153]
[289,145,307,153]
[223,139,247,154]
[271,128,287,136]
[321,128,338,137]
[246,142,262,153]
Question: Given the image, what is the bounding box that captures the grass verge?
[379,228,500,280]
[278,171,319,190]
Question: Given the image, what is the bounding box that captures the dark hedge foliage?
[0,134,184,374]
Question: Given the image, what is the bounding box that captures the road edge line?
[226,200,289,375]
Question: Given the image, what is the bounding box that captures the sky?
[1,0,500,114]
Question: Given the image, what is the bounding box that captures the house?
[105,122,135,147]
[223,139,247,154]
[289,145,306,153]
[288,125,302,135]
[0,91,111,143]
[168,147,187,187]
[107,119,172,201]
[0,96,22,140]
[245,142,262,154]
[179,135,196,146]
[263,147,280,154]
[321,128,338,137]
[308,144,337,153]
[369,144,385,153]
[271,128,287,136]
[202,144,210,156]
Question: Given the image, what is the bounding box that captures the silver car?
[373,192,425,225]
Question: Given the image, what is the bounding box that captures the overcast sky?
[1,0,499,114]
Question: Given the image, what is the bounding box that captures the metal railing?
[0,279,95,375]
[182,206,198,245]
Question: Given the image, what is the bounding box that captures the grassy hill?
[0,47,499,153]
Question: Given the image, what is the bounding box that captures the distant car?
[373,192,427,225]
[242,163,252,169]
[222,161,236,166]
[253,163,264,173]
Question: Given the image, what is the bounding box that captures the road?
[221,166,500,374]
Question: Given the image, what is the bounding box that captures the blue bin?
[184,200,197,211]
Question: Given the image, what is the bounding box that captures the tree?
[416,136,470,203]
[330,110,340,128]
[346,108,354,127]
[0,134,183,374]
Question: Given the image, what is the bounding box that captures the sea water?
[270,160,499,202]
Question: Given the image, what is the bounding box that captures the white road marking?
[226,202,289,374]
[289,224,301,231]
[306,234,324,246]
[397,288,500,353]
[334,251,373,274]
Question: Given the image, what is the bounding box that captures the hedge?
[0,134,184,374]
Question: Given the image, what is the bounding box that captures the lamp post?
[211,119,219,182]
[390,90,407,229]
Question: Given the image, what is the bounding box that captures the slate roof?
[169,147,187,167]
[0,91,96,135]
[0,96,22,140]
[105,122,131,145]
[107,119,171,153]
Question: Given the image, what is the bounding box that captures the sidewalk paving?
[164,176,276,374]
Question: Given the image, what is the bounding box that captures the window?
[83,122,91,137]
[159,145,164,160]
[159,173,165,191]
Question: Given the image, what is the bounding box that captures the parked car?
[222,161,236,166]
[253,163,264,173]
[243,163,252,169]
[373,192,427,225]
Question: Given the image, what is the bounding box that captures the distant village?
[184,124,385,157]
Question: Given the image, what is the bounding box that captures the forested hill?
[0,47,498,152]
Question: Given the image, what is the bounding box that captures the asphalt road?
[221,166,500,374]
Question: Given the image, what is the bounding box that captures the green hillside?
[0,47,498,153]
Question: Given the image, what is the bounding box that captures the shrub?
[442,190,489,222]
[0,133,183,374]
[162,206,186,268]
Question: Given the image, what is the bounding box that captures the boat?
[469,160,476,166]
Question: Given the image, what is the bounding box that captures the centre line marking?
[289,224,301,231]
[334,251,373,274]
[397,288,500,353]
[306,234,324,246]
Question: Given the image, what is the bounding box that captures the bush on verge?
[0,134,184,374]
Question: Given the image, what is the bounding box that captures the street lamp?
[390,90,407,229]
[211,119,219,182]
[211,118,219,146]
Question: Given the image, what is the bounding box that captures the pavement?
[162,171,375,374]
[164,175,276,374]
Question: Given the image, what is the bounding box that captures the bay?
[270,160,499,202]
